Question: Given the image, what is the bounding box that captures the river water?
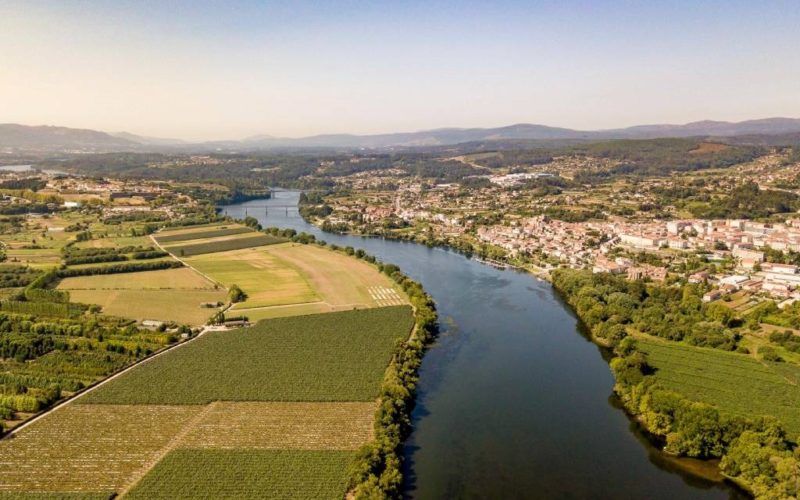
[220,190,743,499]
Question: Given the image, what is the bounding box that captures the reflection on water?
[221,190,743,499]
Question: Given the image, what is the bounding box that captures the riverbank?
[221,193,744,499]
[297,212,756,494]
[300,213,555,282]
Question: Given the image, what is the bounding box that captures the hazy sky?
[2,0,799,141]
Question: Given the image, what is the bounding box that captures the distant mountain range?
[2,118,800,153]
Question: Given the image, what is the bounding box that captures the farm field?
[638,338,800,438]
[179,401,375,450]
[154,224,251,243]
[65,256,174,270]
[266,243,407,308]
[57,268,226,325]
[126,449,356,500]
[0,401,375,497]
[185,246,319,309]
[83,306,414,404]
[74,235,153,249]
[0,404,203,495]
[162,233,284,257]
[185,242,406,318]
[154,222,237,238]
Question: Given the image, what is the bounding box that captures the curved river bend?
[222,191,743,499]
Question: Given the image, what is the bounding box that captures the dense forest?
[35,138,767,194]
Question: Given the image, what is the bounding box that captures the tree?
[228,284,246,303]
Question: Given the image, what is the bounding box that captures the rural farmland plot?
[154,225,252,243]
[57,268,226,325]
[162,233,285,257]
[126,449,356,500]
[179,401,376,450]
[82,306,415,404]
[640,339,800,438]
[0,405,203,495]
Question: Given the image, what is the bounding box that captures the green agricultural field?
[154,225,251,243]
[163,233,284,256]
[639,339,800,437]
[187,243,407,317]
[57,267,226,325]
[68,289,226,325]
[154,223,231,238]
[185,246,319,309]
[83,306,414,404]
[126,449,355,500]
[235,302,341,321]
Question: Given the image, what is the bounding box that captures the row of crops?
[162,233,285,257]
[127,449,356,499]
[83,306,414,404]
[154,225,252,243]
[639,339,800,436]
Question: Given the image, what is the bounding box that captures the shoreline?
[299,215,746,494]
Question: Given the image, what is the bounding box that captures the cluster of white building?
[616,218,800,260]
[476,215,610,266]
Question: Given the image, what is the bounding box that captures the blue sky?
[1,0,798,140]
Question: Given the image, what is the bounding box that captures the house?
[740,279,763,292]
[592,256,627,274]
[762,263,799,275]
[732,247,764,262]
[703,290,724,302]
[668,238,688,249]
[627,265,667,282]
[763,281,792,298]
[688,271,709,284]
[719,275,750,289]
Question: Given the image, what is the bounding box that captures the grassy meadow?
[185,242,407,318]
[185,246,320,309]
[57,268,226,325]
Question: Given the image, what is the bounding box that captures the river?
[220,190,744,499]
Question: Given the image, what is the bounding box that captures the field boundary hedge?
[57,260,183,278]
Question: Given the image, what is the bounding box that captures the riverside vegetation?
[552,269,800,498]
